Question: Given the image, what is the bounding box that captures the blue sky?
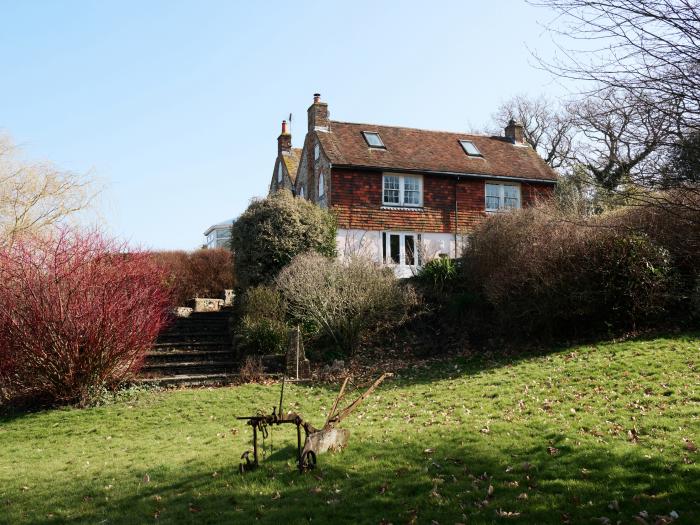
[0,0,565,250]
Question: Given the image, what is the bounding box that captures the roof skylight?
[459,140,482,157]
[362,131,385,148]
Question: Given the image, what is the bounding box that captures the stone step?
[145,349,234,364]
[142,362,238,376]
[139,373,239,388]
[151,341,232,352]
[157,332,230,343]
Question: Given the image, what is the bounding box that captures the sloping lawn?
[1,334,698,524]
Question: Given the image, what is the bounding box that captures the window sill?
[381,205,424,211]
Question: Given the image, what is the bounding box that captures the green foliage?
[231,190,337,289]
[1,334,698,524]
[239,286,288,355]
[417,257,457,293]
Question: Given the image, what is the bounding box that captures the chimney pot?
[313,93,321,103]
[281,120,288,134]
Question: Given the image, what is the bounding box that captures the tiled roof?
[316,121,557,182]
[282,148,302,183]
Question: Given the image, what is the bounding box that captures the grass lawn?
[1,333,698,524]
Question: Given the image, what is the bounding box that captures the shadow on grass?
[15,430,699,525]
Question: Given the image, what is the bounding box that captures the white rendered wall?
[336,229,463,278]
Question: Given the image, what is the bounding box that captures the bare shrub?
[276,253,416,356]
[0,229,172,406]
[463,205,677,338]
[239,356,264,384]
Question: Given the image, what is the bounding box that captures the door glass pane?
[485,183,500,210]
[404,235,416,265]
[383,175,400,204]
[389,234,400,264]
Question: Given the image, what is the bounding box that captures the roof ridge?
[330,120,503,139]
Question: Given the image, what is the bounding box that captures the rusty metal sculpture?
[237,373,392,473]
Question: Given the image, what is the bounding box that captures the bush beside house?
[276,252,416,356]
[231,190,336,289]
[459,205,683,339]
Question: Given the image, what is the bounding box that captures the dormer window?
[459,140,482,157]
[362,131,385,148]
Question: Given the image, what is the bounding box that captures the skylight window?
[459,140,482,157]
[362,131,385,148]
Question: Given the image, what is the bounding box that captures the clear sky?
[0,0,565,250]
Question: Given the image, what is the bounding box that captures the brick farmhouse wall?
[330,167,554,233]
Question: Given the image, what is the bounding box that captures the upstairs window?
[318,171,325,197]
[485,182,521,211]
[277,163,283,182]
[383,174,422,207]
[314,143,320,160]
[362,131,385,148]
[459,140,482,157]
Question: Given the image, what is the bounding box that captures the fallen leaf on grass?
[683,439,697,452]
[188,503,201,513]
[271,491,281,500]
[309,486,322,494]
[547,446,559,456]
[143,474,150,483]
[517,492,528,500]
[495,509,520,518]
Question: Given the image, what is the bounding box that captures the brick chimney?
[278,120,292,156]
[505,119,525,144]
[308,93,329,132]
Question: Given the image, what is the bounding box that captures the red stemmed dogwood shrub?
[0,229,173,406]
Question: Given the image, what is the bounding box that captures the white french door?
[382,232,420,267]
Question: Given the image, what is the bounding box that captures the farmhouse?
[269,94,557,276]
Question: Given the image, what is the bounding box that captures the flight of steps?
[140,309,238,387]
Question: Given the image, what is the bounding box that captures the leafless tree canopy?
[492,95,576,169]
[0,134,97,245]
[532,0,700,130]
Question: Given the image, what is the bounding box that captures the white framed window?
[382,174,422,207]
[382,232,421,266]
[318,171,325,197]
[485,182,521,211]
[314,143,320,160]
[277,163,283,182]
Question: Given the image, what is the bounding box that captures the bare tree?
[528,1,700,220]
[531,0,700,130]
[569,88,678,190]
[492,94,576,170]
[0,134,97,245]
